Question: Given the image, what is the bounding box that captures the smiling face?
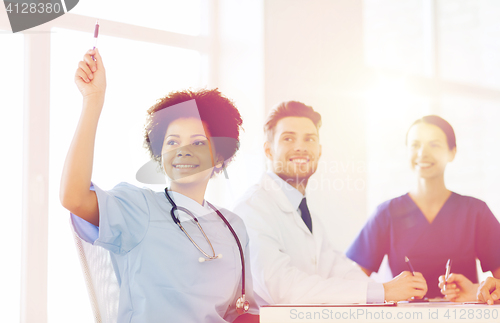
[265,116,322,183]
[407,122,456,179]
[161,118,221,186]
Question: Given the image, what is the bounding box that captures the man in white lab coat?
[233,101,428,305]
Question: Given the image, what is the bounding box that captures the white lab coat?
[233,173,373,305]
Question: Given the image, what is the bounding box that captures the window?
[363,0,500,219]
[363,1,500,282]
[439,0,500,89]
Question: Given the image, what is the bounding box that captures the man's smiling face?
[265,116,322,183]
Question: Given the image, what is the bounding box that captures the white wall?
[263,0,368,251]
[205,0,266,207]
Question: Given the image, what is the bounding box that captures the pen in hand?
[91,19,99,61]
[443,259,452,290]
[405,256,416,276]
[444,259,452,281]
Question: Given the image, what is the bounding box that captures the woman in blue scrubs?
[60,49,258,322]
[346,115,500,298]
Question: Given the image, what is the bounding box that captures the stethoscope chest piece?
[236,295,250,314]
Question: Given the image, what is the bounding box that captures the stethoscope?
[164,188,250,314]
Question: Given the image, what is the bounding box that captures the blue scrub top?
[71,182,258,322]
[346,192,500,298]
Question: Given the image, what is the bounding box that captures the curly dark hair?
[144,88,243,173]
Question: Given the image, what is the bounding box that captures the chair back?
[71,221,120,323]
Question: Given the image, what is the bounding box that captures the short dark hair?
[407,115,456,150]
[143,88,242,173]
[264,101,322,142]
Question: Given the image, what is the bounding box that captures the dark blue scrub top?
[346,192,500,298]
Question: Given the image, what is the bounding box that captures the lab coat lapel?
[261,173,314,236]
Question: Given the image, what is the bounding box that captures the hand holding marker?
[404,256,429,302]
[92,20,99,61]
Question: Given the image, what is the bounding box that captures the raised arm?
[59,49,107,226]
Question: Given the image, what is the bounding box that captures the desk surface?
[260,303,500,323]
